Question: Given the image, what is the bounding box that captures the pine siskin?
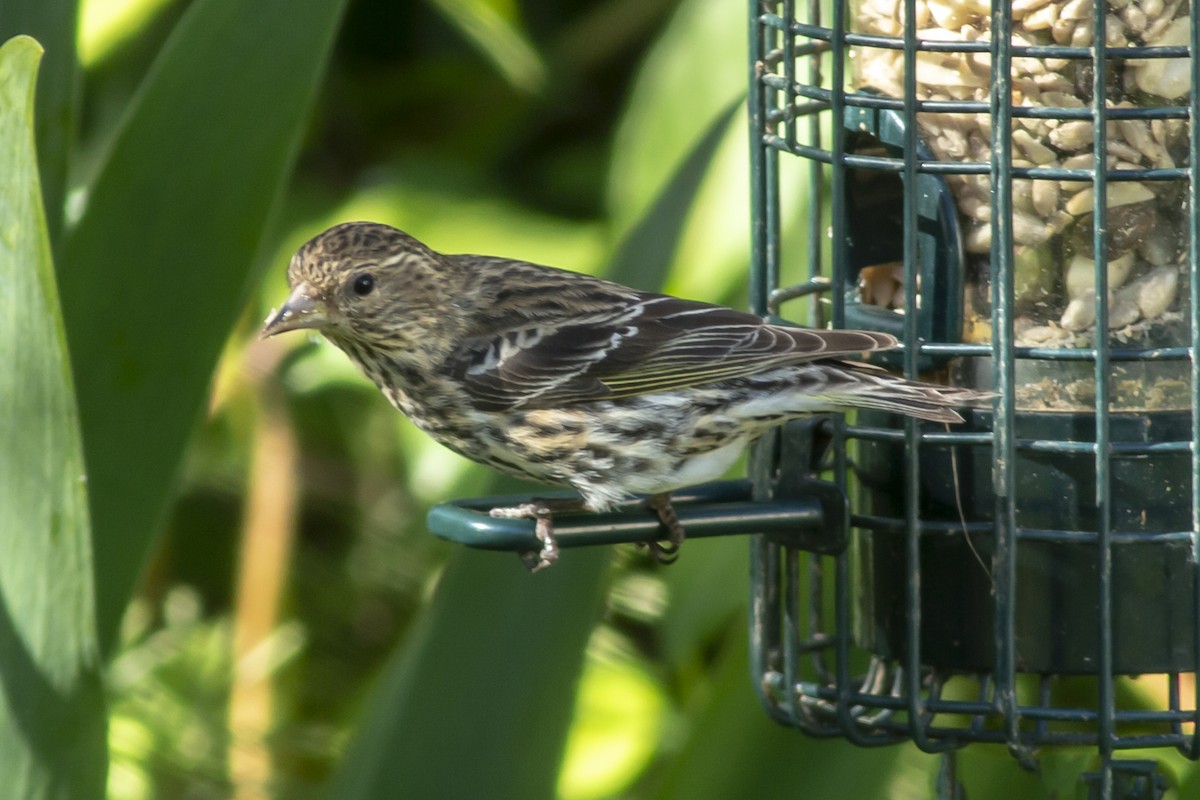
[262,221,987,570]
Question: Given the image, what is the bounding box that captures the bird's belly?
[399,394,758,510]
[618,438,748,495]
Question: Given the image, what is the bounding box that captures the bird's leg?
[643,492,686,564]
[489,497,583,572]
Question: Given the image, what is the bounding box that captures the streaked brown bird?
[262,221,986,570]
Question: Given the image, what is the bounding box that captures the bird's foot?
[490,497,582,572]
[642,492,686,565]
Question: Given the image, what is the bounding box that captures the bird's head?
[262,222,462,357]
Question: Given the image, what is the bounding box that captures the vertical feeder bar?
[900,0,933,752]
[1188,1,1200,764]
[988,0,1022,763]
[828,0,863,745]
[779,0,803,727]
[748,0,780,721]
[1090,3,1115,795]
[804,0,832,694]
[803,0,825,327]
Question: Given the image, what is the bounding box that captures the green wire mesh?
[747,0,1200,794]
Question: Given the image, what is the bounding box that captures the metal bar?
[849,515,1197,544]
[827,0,847,334]
[772,81,1190,120]
[1006,439,1192,455]
[1188,0,1200,762]
[936,750,963,800]
[803,0,824,328]
[783,546,803,721]
[751,6,778,318]
[763,722,1192,749]
[771,88,1185,121]
[768,1,792,721]
[842,427,995,444]
[898,0,938,752]
[790,23,1189,60]
[807,555,833,684]
[801,0,834,701]
[844,428,1192,456]
[750,536,783,720]
[1091,6,1115,792]
[766,138,1190,180]
[783,0,797,155]
[768,278,831,314]
[988,0,1023,763]
[810,677,1200,721]
[827,0,869,746]
[916,344,1194,360]
[747,1,791,730]
[428,481,824,549]
[1168,672,1183,748]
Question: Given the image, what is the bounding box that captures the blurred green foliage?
[5,0,1194,798]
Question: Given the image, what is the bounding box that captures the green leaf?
[328,549,610,800]
[77,0,172,66]
[647,633,910,800]
[425,0,546,93]
[0,1,80,243]
[59,0,349,654]
[657,535,747,668]
[607,0,748,236]
[0,34,106,800]
[605,0,762,325]
[605,94,741,291]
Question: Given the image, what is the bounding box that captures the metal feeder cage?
[748,0,1200,796]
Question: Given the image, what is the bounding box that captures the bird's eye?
[352,273,375,296]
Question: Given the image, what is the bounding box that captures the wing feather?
[443,255,899,411]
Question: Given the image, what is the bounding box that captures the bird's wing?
[445,267,898,411]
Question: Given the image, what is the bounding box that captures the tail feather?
[834,393,970,423]
[811,364,993,423]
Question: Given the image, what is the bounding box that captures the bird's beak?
[261,283,327,338]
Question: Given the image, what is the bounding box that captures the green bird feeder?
[748,0,1199,796]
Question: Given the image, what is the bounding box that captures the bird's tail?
[830,367,992,423]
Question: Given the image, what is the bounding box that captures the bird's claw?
[491,501,561,572]
[644,538,681,565]
[642,493,686,565]
[491,494,684,569]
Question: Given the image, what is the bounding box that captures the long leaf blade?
[0,2,78,242]
[60,0,348,653]
[329,550,610,800]
[0,34,106,800]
